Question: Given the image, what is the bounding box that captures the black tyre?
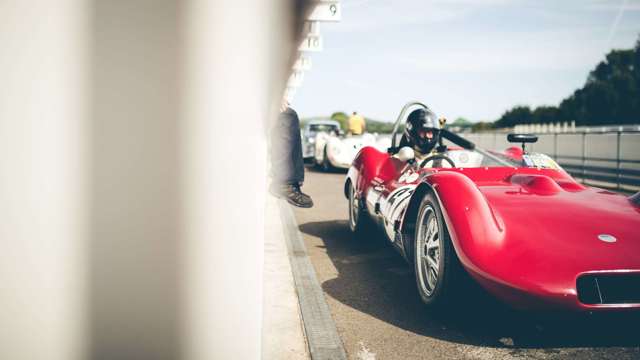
[312,145,321,168]
[348,181,371,234]
[413,191,464,308]
[322,146,332,172]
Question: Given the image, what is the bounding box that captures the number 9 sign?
[308,2,341,22]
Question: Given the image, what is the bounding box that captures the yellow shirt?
[348,114,366,135]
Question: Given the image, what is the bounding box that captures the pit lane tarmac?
[292,166,640,360]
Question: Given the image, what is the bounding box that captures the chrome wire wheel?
[416,205,441,297]
[348,182,359,231]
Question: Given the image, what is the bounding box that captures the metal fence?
[464,131,640,192]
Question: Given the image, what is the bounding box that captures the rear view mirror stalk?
[507,133,538,154]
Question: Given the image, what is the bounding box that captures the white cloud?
[584,0,640,11]
[606,0,631,47]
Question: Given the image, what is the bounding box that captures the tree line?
[494,37,640,128]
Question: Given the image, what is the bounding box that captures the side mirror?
[507,133,538,154]
[395,146,415,162]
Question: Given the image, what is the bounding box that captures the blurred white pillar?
[89,1,181,359]
[2,0,295,359]
[0,2,88,359]
[91,0,293,359]
[181,1,292,359]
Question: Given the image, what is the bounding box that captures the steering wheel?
[419,154,456,168]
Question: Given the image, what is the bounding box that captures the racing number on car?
[386,186,415,224]
[388,187,413,206]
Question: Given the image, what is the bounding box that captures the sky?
[291,0,640,122]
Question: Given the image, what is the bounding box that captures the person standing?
[347,111,366,135]
[269,101,314,208]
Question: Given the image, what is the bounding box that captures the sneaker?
[270,183,313,208]
[292,184,313,205]
[286,186,313,208]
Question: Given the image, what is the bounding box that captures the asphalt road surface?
[293,166,640,360]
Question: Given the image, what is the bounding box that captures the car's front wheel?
[413,191,464,308]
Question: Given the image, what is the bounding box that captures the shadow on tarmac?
[299,219,640,350]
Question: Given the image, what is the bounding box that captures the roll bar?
[390,101,476,151]
[390,101,430,148]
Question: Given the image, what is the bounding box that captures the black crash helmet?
[404,108,440,154]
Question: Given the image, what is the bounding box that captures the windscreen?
[440,148,562,170]
[440,148,518,168]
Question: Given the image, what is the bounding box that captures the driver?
[398,108,440,161]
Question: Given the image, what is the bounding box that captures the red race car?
[345,101,640,312]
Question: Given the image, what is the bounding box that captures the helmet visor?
[418,128,435,140]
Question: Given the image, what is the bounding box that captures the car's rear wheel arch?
[401,183,433,264]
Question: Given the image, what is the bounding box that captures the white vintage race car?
[315,133,391,170]
[301,119,342,160]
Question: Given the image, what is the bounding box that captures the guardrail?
[464,130,640,191]
[558,159,640,189]
[551,131,640,191]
